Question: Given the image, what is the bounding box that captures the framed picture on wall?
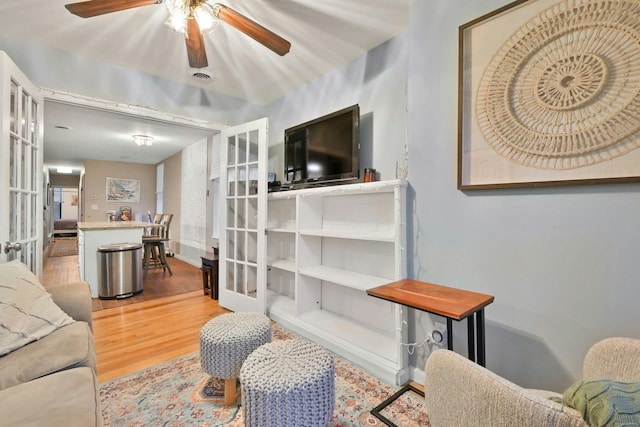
[106,177,140,202]
[458,0,640,190]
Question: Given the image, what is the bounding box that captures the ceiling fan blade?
[214,4,291,56]
[186,17,209,68]
[65,0,161,18]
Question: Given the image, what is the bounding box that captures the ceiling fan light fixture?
[133,134,154,146]
[193,5,219,33]
[165,13,187,33]
[164,0,189,32]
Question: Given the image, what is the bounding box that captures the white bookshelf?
[266,180,408,385]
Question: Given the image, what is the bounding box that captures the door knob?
[4,242,22,254]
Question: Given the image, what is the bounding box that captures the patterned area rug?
[49,237,79,257]
[100,325,430,426]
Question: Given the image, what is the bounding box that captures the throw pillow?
[560,379,640,427]
[0,260,75,356]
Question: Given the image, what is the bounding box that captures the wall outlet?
[430,322,447,346]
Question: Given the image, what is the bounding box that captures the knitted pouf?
[240,339,335,427]
[200,312,271,405]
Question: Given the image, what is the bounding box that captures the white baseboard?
[173,254,201,268]
[410,366,425,386]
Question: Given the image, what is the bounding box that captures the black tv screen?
[284,105,360,187]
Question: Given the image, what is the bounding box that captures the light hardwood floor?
[43,251,229,382]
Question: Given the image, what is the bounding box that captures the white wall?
[178,138,209,265]
[407,0,640,391]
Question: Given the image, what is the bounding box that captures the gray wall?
[406,0,640,391]
[265,34,409,183]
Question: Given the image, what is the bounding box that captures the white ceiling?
[0,0,409,171]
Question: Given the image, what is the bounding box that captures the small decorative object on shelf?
[363,168,376,182]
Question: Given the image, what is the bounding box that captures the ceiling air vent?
[192,72,214,83]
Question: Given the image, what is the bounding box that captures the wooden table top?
[367,279,494,320]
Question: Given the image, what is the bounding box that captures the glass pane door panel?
[31,193,37,237]
[248,165,258,195]
[238,133,247,165]
[247,198,258,229]
[9,136,17,187]
[247,266,257,297]
[237,199,246,229]
[249,130,259,162]
[227,230,235,260]
[226,199,236,228]
[237,264,245,293]
[236,231,246,262]
[227,136,236,165]
[21,191,26,235]
[21,91,28,138]
[30,100,38,144]
[247,231,257,264]
[10,81,17,133]
[226,261,235,291]
[10,192,18,241]
[237,167,246,197]
[21,142,27,190]
[227,168,236,196]
[30,145,37,191]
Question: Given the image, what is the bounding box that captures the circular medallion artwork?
[476,0,640,170]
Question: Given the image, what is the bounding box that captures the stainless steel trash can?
[97,243,143,299]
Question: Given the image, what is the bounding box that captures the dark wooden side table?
[201,251,219,300]
[366,279,494,426]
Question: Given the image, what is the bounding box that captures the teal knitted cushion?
[561,380,640,427]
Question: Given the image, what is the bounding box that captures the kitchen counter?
[78,222,148,297]
[77,221,150,230]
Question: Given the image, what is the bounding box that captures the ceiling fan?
[64,0,291,69]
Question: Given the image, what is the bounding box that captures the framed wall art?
[458,0,640,189]
[106,177,140,202]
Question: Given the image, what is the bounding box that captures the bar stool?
[142,214,173,277]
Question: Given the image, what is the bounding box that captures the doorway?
[52,186,79,237]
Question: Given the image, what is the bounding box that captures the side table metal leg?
[467,316,475,363]
[446,318,453,351]
[476,308,486,366]
[370,383,425,427]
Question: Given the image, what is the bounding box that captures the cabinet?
[267,180,408,385]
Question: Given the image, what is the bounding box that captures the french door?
[218,118,268,313]
[0,52,43,276]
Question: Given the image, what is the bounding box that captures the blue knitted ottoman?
[199,312,271,406]
[240,339,335,427]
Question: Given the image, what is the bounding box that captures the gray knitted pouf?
[199,312,271,405]
[240,339,335,427]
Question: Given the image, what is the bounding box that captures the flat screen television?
[284,104,360,188]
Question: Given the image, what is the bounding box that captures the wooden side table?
[201,251,219,300]
[366,279,494,426]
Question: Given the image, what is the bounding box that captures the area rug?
[100,325,430,426]
[49,237,79,257]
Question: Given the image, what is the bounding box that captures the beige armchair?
[424,337,640,427]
